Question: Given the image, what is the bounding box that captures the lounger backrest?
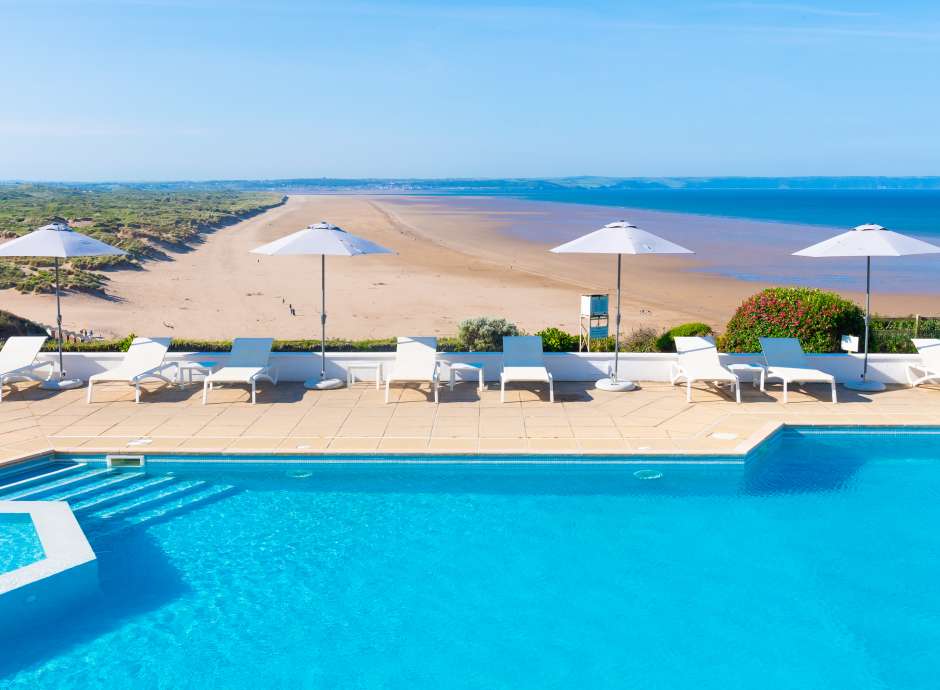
[394,336,437,374]
[123,337,171,371]
[674,336,722,370]
[503,336,544,367]
[0,336,47,371]
[227,338,274,367]
[913,338,940,370]
[759,337,808,368]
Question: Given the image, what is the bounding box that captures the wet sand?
[2,194,939,341]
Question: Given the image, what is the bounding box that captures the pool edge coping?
[4,420,940,469]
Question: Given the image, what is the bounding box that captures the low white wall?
[38,350,922,385]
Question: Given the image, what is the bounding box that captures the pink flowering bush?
[720,287,864,353]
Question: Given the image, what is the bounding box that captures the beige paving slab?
[377,438,431,451]
[327,437,382,451]
[0,380,937,462]
[478,437,528,451]
[277,437,330,451]
[427,438,479,452]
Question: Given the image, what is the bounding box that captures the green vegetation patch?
[721,287,865,353]
[0,185,284,293]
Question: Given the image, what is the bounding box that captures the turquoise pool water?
[0,514,44,575]
[2,428,940,689]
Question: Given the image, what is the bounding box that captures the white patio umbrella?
[0,221,126,389]
[250,221,393,390]
[551,220,694,392]
[794,224,940,392]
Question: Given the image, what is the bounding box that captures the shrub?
[721,287,864,353]
[655,322,713,352]
[869,316,940,354]
[536,327,578,352]
[0,309,46,339]
[457,317,520,351]
[621,327,660,353]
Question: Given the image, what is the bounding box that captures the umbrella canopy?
[250,221,392,389]
[0,221,126,389]
[794,224,940,392]
[550,220,694,256]
[0,222,127,258]
[794,224,940,258]
[550,221,694,392]
[250,221,392,258]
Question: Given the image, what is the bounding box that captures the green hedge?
[654,322,713,352]
[870,316,940,354]
[48,336,464,353]
[721,287,864,353]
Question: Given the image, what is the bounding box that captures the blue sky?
[1,1,938,180]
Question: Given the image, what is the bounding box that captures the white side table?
[178,360,217,386]
[346,362,383,390]
[728,363,766,391]
[446,362,485,393]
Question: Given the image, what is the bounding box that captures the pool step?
[71,476,178,514]
[0,458,70,483]
[50,472,144,503]
[88,483,237,541]
[0,463,91,498]
[87,480,212,521]
[3,469,117,501]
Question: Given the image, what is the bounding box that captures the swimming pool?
[2,427,940,689]
[0,514,44,575]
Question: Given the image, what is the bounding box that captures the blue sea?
[488,188,940,239]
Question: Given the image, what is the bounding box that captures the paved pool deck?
[0,378,937,464]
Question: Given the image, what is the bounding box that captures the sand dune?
[2,194,938,341]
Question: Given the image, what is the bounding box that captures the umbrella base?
[305,377,345,390]
[595,377,636,392]
[844,379,886,392]
[40,378,84,391]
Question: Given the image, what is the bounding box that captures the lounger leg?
[501,377,506,404]
[831,380,838,403]
[686,380,692,403]
[251,380,256,404]
[735,380,741,404]
[86,380,94,404]
[135,382,141,404]
[548,375,554,403]
[202,379,209,405]
[434,379,439,404]
[783,380,789,404]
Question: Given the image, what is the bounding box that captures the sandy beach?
[3,194,940,341]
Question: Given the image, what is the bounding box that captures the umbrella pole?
[54,257,64,378]
[596,254,633,391]
[320,254,327,380]
[862,255,871,381]
[613,254,621,382]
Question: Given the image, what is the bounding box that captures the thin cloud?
[0,121,210,137]
[715,2,880,18]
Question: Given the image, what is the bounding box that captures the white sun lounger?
[203,338,278,404]
[500,336,554,403]
[670,336,741,403]
[0,336,52,401]
[87,337,176,403]
[384,336,441,403]
[908,338,940,388]
[759,337,837,403]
